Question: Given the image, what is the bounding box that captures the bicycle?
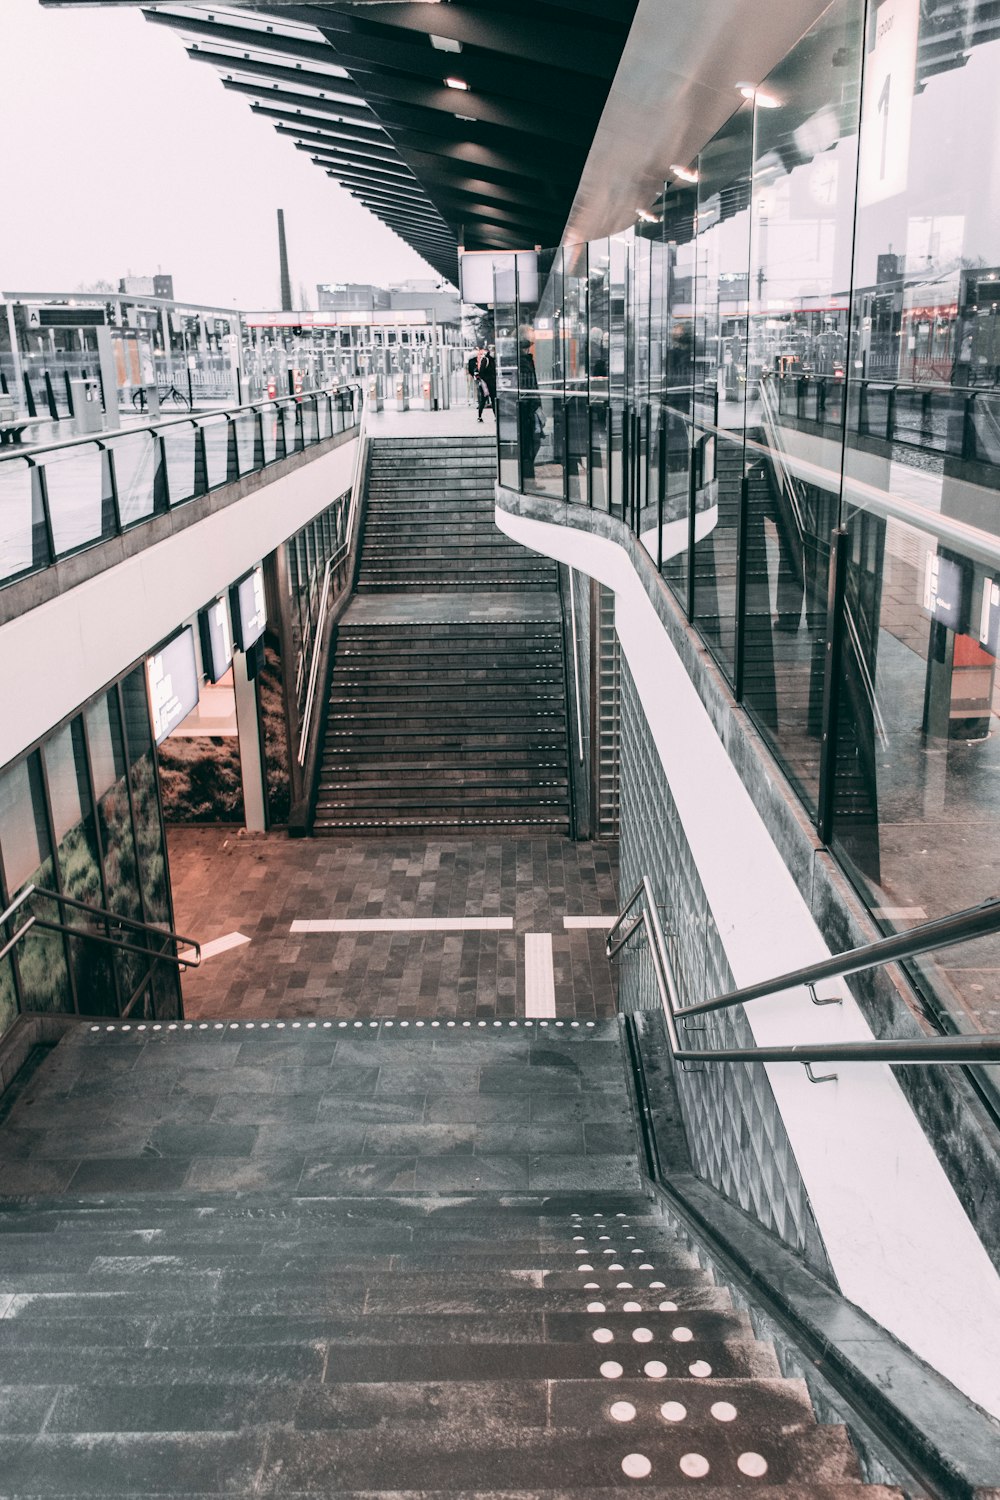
[132,384,192,413]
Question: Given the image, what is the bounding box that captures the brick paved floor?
[168,831,620,1021]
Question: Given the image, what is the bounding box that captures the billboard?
[230,566,266,651]
[199,596,233,683]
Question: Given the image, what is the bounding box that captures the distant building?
[118,274,175,299]
[316,280,460,324]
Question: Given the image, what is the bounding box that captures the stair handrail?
[0,883,201,970]
[606,879,1000,1072]
[296,384,369,767]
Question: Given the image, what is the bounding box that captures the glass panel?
[162,422,197,503]
[0,457,43,583]
[661,183,698,605]
[590,403,609,511]
[235,412,257,474]
[200,417,229,488]
[301,397,319,445]
[108,431,156,527]
[0,753,72,1015]
[588,238,611,403]
[741,0,863,812]
[0,955,17,1037]
[609,235,630,404]
[280,402,299,454]
[41,443,108,554]
[521,394,563,498]
[690,100,754,682]
[316,395,331,440]
[44,719,116,1016]
[260,404,280,462]
[497,392,519,489]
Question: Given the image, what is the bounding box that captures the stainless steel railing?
[607,878,1000,1077]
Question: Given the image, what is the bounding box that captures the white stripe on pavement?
[562,915,617,929]
[179,931,250,964]
[524,932,556,1018]
[290,917,514,933]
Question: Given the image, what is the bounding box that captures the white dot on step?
[600,1361,623,1379]
[610,1401,636,1422]
[671,1327,693,1342]
[632,1327,653,1343]
[578,1264,594,1271]
[711,1402,737,1422]
[575,1249,588,1256]
[587,1302,606,1313]
[679,1453,710,1478]
[659,1301,678,1313]
[737,1453,768,1478]
[593,1328,614,1344]
[616,1213,627,1218]
[598,1235,610,1241]
[616,1282,633,1290]
[623,1301,642,1312]
[584,1282,600,1290]
[609,1263,624,1271]
[639,1263,654,1270]
[573,1235,585,1241]
[649,1281,665,1289]
[621,1453,651,1479]
[689,1361,712,1378]
[644,1361,668,1379]
[660,1402,687,1422]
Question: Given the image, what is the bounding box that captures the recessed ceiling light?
[670,164,699,183]
[737,82,781,107]
[445,77,470,90]
[430,34,462,53]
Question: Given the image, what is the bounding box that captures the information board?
[147,627,199,744]
[230,566,267,651]
[199,597,233,683]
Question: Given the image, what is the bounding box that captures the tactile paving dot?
[609,1262,625,1271]
[593,1328,615,1344]
[600,1361,624,1379]
[671,1326,693,1342]
[689,1361,712,1378]
[679,1454,710,1478]
[578,1263,594,1271]
[711,1402,737,1422]
[660,1402,687,1422]
[639,1262,654,1270]
[584,1282,600,1290]
[623,1301,642,1312]
[659,1301,678,1312]
[610,1401,637,1422]
[649,1281,666,1289]
[621,1454,652,1479]
[643,1360,668,1379]
[587,1302,607,1313]
[632,1327,654,1343]
[616,1282,633,1290]
[738,1453,768,1477]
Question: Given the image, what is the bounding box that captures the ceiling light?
[670,164,699,183]
[454,113,476,122]
[737,82,781,107]
[635,207,660,224]
[445,77,470,90]
[430,34,462,53]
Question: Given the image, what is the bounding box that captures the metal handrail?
[2,884,201,969]
[0,383,359,464]
[606,879,1000,1072]
[295,384,368,767]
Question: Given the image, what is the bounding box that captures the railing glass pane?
[42,443,107,555]
[108,432,156,527]
[0,458,38,583]
[162,422,197,503]
[200,417,229,489]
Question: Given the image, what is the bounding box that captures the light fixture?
[670,164,699,184]
[454,113,476,122]
[737,82,781,108]
[635,207,660,224]
[430,34,462,53]
[445,76,470,90]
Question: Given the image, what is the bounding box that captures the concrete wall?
[0,437,357,771]
[496,485,1000,1421]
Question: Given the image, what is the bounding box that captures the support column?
[233,650,268,832]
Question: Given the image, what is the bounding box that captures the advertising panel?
[857,0,920,207]
[230,565,267,651]
[199,596,233,682]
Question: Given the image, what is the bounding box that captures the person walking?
[467,344,497,422]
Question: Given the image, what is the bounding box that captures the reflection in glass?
[0,753,72,1016]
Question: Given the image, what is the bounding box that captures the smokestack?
[277,208,293,311]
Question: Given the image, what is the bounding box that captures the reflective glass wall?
[497,0,1000,1043]
[0,667,182,1040]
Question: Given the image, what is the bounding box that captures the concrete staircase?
[357,435,555,593]
[0,1021,903,1498]
[313,432,572,835]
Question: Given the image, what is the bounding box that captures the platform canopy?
[94,2,641,286]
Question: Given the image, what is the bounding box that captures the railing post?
[685,422,697,620]
[253,410,266,469]
[152,432,170,513]
[562,398,570,503]
[885,383,896,443]
[225,418,240,483]
[30,461,56,568]
[962,393,978,463]
[657,412,667,571]
[733,474,750,702]
[192,424,210,496]
[43,370,59,420]
[817,525,849,845]
[103,445,124,534]
[23,372,37,419]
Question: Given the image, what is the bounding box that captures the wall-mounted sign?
[230,566,266,651]
[923,552,965,631]
[857,0,920,207]
[980,577,1000,656]
[199,596,233,683]
[147,626,199,744]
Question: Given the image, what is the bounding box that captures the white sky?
[0,0,444,308]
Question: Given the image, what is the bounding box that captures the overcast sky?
[0,0,443,308]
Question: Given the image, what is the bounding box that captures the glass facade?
[0,667,182,1039]
[498,0,1000,1041]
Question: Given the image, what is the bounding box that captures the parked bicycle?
[132,384,191,413]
